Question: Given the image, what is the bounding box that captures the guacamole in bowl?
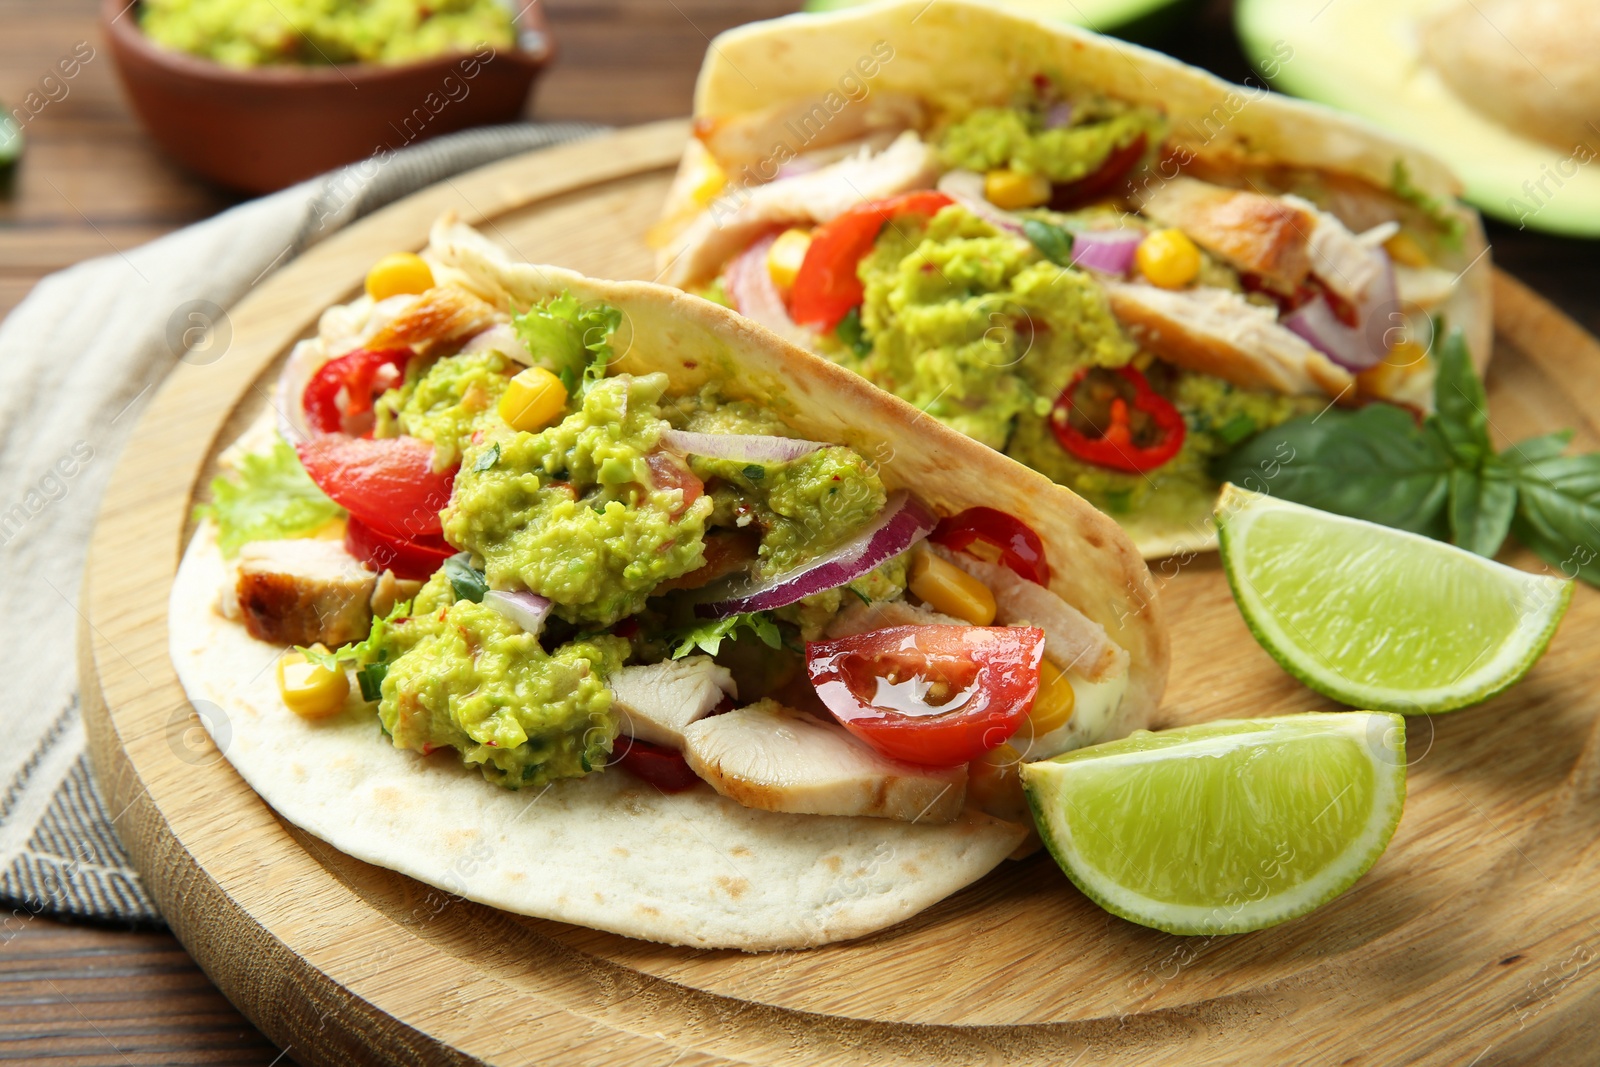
[139,0,517,68]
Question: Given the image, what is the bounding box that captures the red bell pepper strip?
[344,514,454,581]
[929,507,1052,587]
[1050,365,1186,473]
[789,190,954,332]
[303,347,413,435]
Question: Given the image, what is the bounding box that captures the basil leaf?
[472,443,500,472]
[1432,330,1490,466]
[1506,430,1573,467]
[1448,458,1517,557]
[1510,452,1600,584]
[1213,405,1454,538]
[1022,218,1074,267]
[443,552,489,604]
[835,306,872,358]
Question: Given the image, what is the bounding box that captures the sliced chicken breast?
[823,597,966,639]
[234,539,375,648]
[1107,282,1354,397]
[1136,177,1315,293]
[660,131,940,288]
[608,656,737,749]
[928,546,1129,683]
[682,700,967,823]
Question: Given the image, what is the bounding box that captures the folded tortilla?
[170,217,1169,951]
[657,0,1493,559]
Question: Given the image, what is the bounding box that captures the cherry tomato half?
[789,191,954,332]
[1048,133,1148,212]
[930,507,1052,587]
[344,514,453,581]
[296,433,456,540]
[303,347,413,436]
[612,736,702,793]
[806,625,1045,767]
[1050,365,1186,473]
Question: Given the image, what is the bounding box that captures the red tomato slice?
[789,191,954,332]
[930,507,1052,586]
[296,433,456,540]
[612,736,702,793]
[303,347,413,436]
[806,625,1045,767]
[344,514,453,581]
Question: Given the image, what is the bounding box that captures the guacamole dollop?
[446,373,713,627]
[852,205,1135,450]
[938,97,1167,183]
[377,572,628,789]
[375,348,512,469]
[139,0,515,68]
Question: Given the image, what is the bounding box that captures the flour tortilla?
[170,220,1169,951]
[664,0,1494,558]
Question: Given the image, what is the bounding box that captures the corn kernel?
[1136,229,1202,289]
[1384,231,1431,268]
[766,228,813,293]
[985,168,1053,210]
[690,156,728,207]
[364,252,434,302]
[278,648,350,720]
[1357,340,1430,398]
[1024,658,1077,738]
[909,546,997,625]
[498,366,568,432]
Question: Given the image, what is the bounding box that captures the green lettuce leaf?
[511,293,623,397]
[195,439,343,557]
[670,612,781,659]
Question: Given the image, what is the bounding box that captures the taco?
[653,0,1493,557]
[171,216,1167,950]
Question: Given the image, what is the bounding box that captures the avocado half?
[1236,0,1600,238]
[802,0,1197,44]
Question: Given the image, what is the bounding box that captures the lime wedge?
[1023,712,1407,934]
[1216,485,1572,715]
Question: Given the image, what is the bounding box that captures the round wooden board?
[80,121,1600,1065]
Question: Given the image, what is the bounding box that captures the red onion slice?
[461,322,531,363]
[1043,103,1075,130]
[484,590,552,638]
[660,429,827,464]
[724,233,818,350]
[1070,230,1142,276]
[698,491,937,617]
[275,339,325,445]
[936,170,1026,236]
[1285,257,1397,372]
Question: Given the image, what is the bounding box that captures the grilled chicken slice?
[1107,282,1354,397]
[660,131,940,288]
[365,284,502,352]
[682,700,967,823]
[1136,177,1316,293]
[234,539,375,648]
[608,656,737,748]
[823,597,966,639]
[928,546,1129,683]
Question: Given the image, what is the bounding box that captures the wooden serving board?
[81,121,1600,1065]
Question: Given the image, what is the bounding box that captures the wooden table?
[2,0,1595,1061]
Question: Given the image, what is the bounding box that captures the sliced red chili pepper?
[789,190,954,332]
[1051,365,1186,473]
[344,514,453,581]
[1048,133,1148,212]
[612,736,701,793]
[930,507,1052,586]
[303,347,413,436]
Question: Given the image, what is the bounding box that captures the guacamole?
[139,0,515,68]
[375,349,512,469]
[938,96,1167,183]
[377,572,629,788]
[446,373,714,627]
[852,205,1135,450]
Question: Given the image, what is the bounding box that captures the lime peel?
[1216,484,1572,715]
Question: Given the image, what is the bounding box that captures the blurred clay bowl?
[103,0,556,194]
